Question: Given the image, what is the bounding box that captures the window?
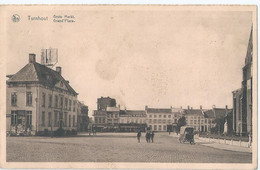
[54,111,58,127]
[154,115,157,118]
[149,115,152,118]
[69,115,72,127]
[48,95,52,108]
[159,115,161,118]
[103,118,106,123]
[69,100,72,111]
[168,115,171,118]
[163,115,166,118]
[154,125,157,131]
[167,120,171,123]
[153,119,157,123]
[60,96,63,108]
[194,120,197,124]
[201,120,204,123]
[64,112,68,127]
[159,125,162,131]
[73,115,75,127]
[42,111,45,126]
[42,93,46,107]
[55,95,58,108]
[11,111,17,125]
[149,125,152,130]
[59,111,63,120]
[190,120,193,124]
[115,114,118,118]
[205,119,208,123]
[158,119,162,123]
[163,119,166,123]
[11,93,17,106]
[48,112,52,127]
[65,98,68,110]
[135,119,138,123]
[149,119,152,123]
[26,111,32,126]
[163,125,166,131]
[73,101,76,112]
[26,92,32,106]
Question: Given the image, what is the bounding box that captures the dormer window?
[60,81,64,87]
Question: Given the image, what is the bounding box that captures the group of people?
[137,130,155,143]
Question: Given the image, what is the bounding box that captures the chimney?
[187,105,190,110]
[212,105,216,109]
[29,53,36,63]
[200,105,202,110]
[225,105,228,110]
[145,105,148,110]
[118,104,120,110]
[56,67,62,75]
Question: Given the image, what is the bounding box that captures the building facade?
[184,107,213,132]
[232,27,253,136]
[119,110,147,132]
[77,101,89,132]
[6,54,78,135]
[145,106,174,132]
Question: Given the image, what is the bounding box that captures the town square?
[7,133,252,162]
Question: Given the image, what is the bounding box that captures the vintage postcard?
[0,5,257,169]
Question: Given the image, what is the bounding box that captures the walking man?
[137,130,141,143]
[146,132,151,143]
[151,131,155,143]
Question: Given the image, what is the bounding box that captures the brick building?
[6,54,78,135]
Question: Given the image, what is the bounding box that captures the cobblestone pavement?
[6,133,252,163]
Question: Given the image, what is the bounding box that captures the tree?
[176,116,187,133]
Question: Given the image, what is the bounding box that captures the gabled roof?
[184,109,203,116]
[146,108,172,114]
[214,108,233,119]
[7,62,77,95]
[204,110,215,118]
[204,108,233,119]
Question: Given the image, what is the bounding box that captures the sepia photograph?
[0,5,257,169]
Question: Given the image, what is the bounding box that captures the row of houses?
[93,97,232,133]
[6,54,89,135]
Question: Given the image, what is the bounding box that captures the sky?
[5,6,253,115]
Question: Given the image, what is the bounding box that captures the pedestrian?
[151,131,155,143]
[137,130,141,143]
[169,130,171,135]
[145,132,149,143]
